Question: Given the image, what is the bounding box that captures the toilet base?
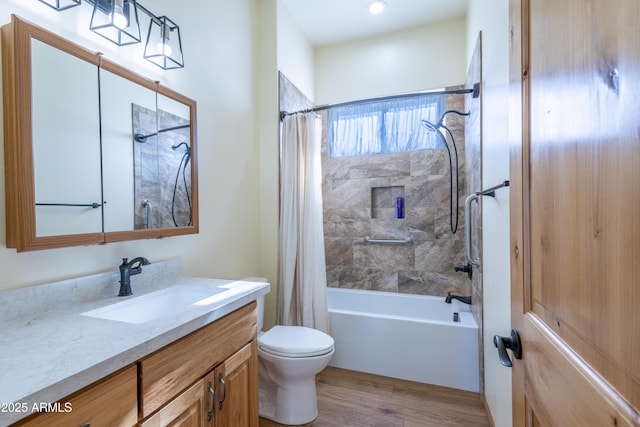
[259,370,319,425]
[258,348,334,425]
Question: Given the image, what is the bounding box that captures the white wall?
[315,17,467,105]
[277,2,315,102]
[254,0,279,330]
[466,2,512,427]
[0,1,265,291]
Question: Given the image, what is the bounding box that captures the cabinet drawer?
[17,364,137,427]
[139,302,256,418]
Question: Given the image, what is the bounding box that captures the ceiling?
[280,0,469,47]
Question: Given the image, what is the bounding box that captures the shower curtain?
[278,112,330,334]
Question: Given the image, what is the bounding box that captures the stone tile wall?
[321,90,471,297]
[132,105,191,229]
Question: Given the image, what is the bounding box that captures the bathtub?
[327,287,479,392]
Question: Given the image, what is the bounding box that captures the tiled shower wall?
[278,72,472,297]
[321,90,470,296]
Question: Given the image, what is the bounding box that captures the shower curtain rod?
[280,83,480,120]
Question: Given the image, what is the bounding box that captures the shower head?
[421,109,470,133]
[420,119,440,133]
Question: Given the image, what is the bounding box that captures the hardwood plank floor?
[259,367,490,427]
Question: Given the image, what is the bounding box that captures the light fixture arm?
[134,2,162,25]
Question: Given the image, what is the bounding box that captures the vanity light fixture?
[143,16,184,70]
[368,0,386,15]
[33,0,185,69]
[90,0,141,46]
[38,0,80,11]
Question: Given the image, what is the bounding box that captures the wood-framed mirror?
[1,15,198,252]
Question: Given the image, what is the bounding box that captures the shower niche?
[371,186,405,219]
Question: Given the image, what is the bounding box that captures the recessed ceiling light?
[368,0,386,15]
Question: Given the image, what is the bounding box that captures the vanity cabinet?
[17,365,138,427]
[139,301,258,426]
[11,302,258,427]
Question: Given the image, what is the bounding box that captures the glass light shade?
[90,0,141,46]
[38,0,81,10]
[144,16,184,69]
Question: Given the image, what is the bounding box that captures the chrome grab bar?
[364,236,413,245]
[142,199,153,229]
[464,194,480,266]
[464,180,510,267]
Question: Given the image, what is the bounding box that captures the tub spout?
[445,292,471,305]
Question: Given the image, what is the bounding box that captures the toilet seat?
[259,326,334,358]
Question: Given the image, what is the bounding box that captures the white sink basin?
[81,285,226,324]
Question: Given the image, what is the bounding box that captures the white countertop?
[0,259,270,426]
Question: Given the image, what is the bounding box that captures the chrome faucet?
[445,292,472,305]
[118,257,151,296]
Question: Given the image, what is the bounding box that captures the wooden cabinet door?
[141,371,216,427]
[17,365,137,427]
[214,342,258,427]
[509,0,640,425]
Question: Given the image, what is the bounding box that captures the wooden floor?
[259,367,491,427]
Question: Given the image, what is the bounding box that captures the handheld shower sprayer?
[421,109,470,234]
[171,142,192,227]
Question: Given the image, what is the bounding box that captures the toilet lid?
[259,326,334,358]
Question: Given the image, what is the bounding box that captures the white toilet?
[252,282,334,425]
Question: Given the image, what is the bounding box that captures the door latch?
[493,329,522,367]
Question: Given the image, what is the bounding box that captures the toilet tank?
[242,277,268,332]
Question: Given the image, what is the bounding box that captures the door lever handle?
[493,329,522,367]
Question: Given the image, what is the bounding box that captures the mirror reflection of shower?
[131,104,192,229]
[421,109,470,234]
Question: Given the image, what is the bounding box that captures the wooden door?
[509,0,640,425]
[215,342,259,427]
